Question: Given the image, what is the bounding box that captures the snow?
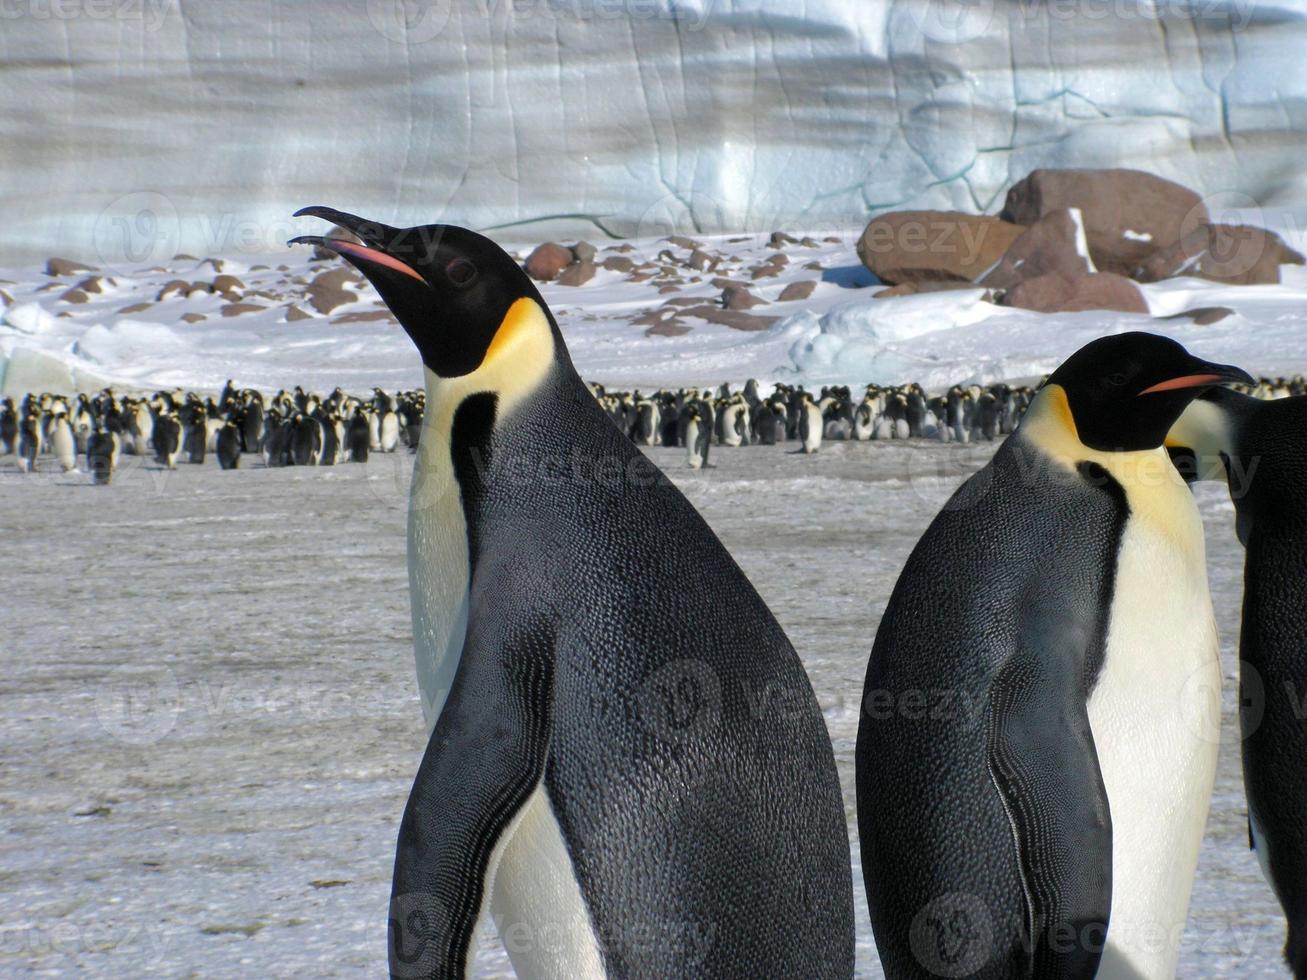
[3,2,1307,262]
[2,209,1306,400]
[0,443,1287,977]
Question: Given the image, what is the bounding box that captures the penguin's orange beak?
[287,205,427,284]
[1138,362,1252,396]
[315,238,425,283]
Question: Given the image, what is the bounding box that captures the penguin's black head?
[289,206,548,379]
[1043,332,1252,452]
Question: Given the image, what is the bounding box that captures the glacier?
[2,0,1306,264]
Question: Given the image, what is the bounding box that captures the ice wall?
[1,0,1304,265]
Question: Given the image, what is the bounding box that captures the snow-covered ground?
[0,441,1288,978]
[3,208,1307,400]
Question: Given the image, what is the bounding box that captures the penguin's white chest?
[1087,497,1219,979]
[406,398,471,735]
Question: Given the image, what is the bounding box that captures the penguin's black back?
[451,366,853,977]
[1227,395,1307,977]
[856,433,1126,977]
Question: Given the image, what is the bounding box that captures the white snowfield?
[2,213,1306,399]
[2,1,1306,262]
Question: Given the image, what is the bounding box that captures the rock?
[116,302,154,315]
[1162,305,1234,325]
[220,302,268,317]
[46,257,96,277]
[872,281,984,300]
[749,261,785,280]
[570,241,597,263]
[766,252,789,266]
[156,279,190,301]
[681,305,779,331]
[173,253,198,262]
[722,285,767,310]
[179,312,207,324]
[556,260,596,287]
[769,231,799,248]
[602,255,635,273]
[645,318,691,337]
[59,288,90,304]
[310,267,363,292]
[873,283,918,299]
[75,276,108,294]
[200,258,225,273]
[306,285,357,315]
[525,242,573,281]
[1136,223,1306,285]
[981,208,1095,289]
[1001,271,1148,315]
[823,236,842,244]
[606,243,635,253]
[1000,168,1206,276]
[711,276,749,290]
[667,235,702,250]
[658,284,680,294]
[857,211,1025,284]
[187,282,215,298]
[802,261,823,271]
[687,249,714,272]
[211,274,247,295]
[778,280,817,302]
[284,304,313,322]
[800,237,819,248]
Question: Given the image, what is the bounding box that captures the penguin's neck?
[1019,384,1201,555]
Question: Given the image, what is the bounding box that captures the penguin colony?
[0,384,425,481]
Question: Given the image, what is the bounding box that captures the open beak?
[1138,361,1253,396]
[287,206,426,284]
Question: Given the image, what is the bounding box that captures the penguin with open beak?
[290,208,854,979]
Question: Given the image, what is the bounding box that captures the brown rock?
[310,267,363,292]
[857,211,1025,284]
[179,312,207,324]
[117,302,153,315]
[658,285,681,294]
[981,209,1095,289]
[711,276,749,290]
[1137,224,1305,285]
[60,288,90,304]
[212,274,247,295]
[173,253,198,262]
[823,236,842,244]
[873,280,986,299]
[284,304,313,322]
[525,243,574,281]
[778,280,817,302]
[800,237,819,248]
[156,279,190,301]
[661,297,705,307]
[645,318,692,337]
[667,235,702,250]
[749,261,785,280]
[602,255,635,273]
[1001,272,1148,315]
[46,257,96,276]
[769,231,799,248]
[75,276,108,294]
[221,302,268,317]
[570,241,597,263]
[873,283,919,299]
[556,260,596,287]
[687,249,715,272]
[606,243,635,253]
[1000,168,1206,276]
[681,305,778,331]
[802,261,823,271]
[722,285,767,310]
[306,285,358,315]
[187,282,215,297]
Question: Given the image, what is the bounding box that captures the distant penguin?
[317,414,339,466]
[241,398,264,454]
[634,399,661,446]
[17,411,40,472]
[153,413,181,469]
[1168,388,1307,978]
[183,404,207,464]
[379,408,401,452]
[857,332,1250,978]
[753,403,780,445]
[87,426,115,485]
[367,407,382,450]
[130,402,153,456]
[216,420,241,470]
[346,410,370,463]
[264,414,291,467]
[292,206,854,979]
[684,404,711,469]
[50,416,77,472]
[290,413,322,465]
[798,395,822,454]
[0,398,17,455]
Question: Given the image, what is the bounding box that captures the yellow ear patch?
[483,296,545,367]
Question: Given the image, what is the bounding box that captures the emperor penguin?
[798,394,822,454]
[291,207,854,980]
[1167,388,1307,978]
[856,332,1251,979]
[50,415,77,473]
[683,403,711,469]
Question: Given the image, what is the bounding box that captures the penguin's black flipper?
[389,613,555,979]
[987,631,1113,979]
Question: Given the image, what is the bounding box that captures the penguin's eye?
[1106,372,1128,387]
[445,258,477,287]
